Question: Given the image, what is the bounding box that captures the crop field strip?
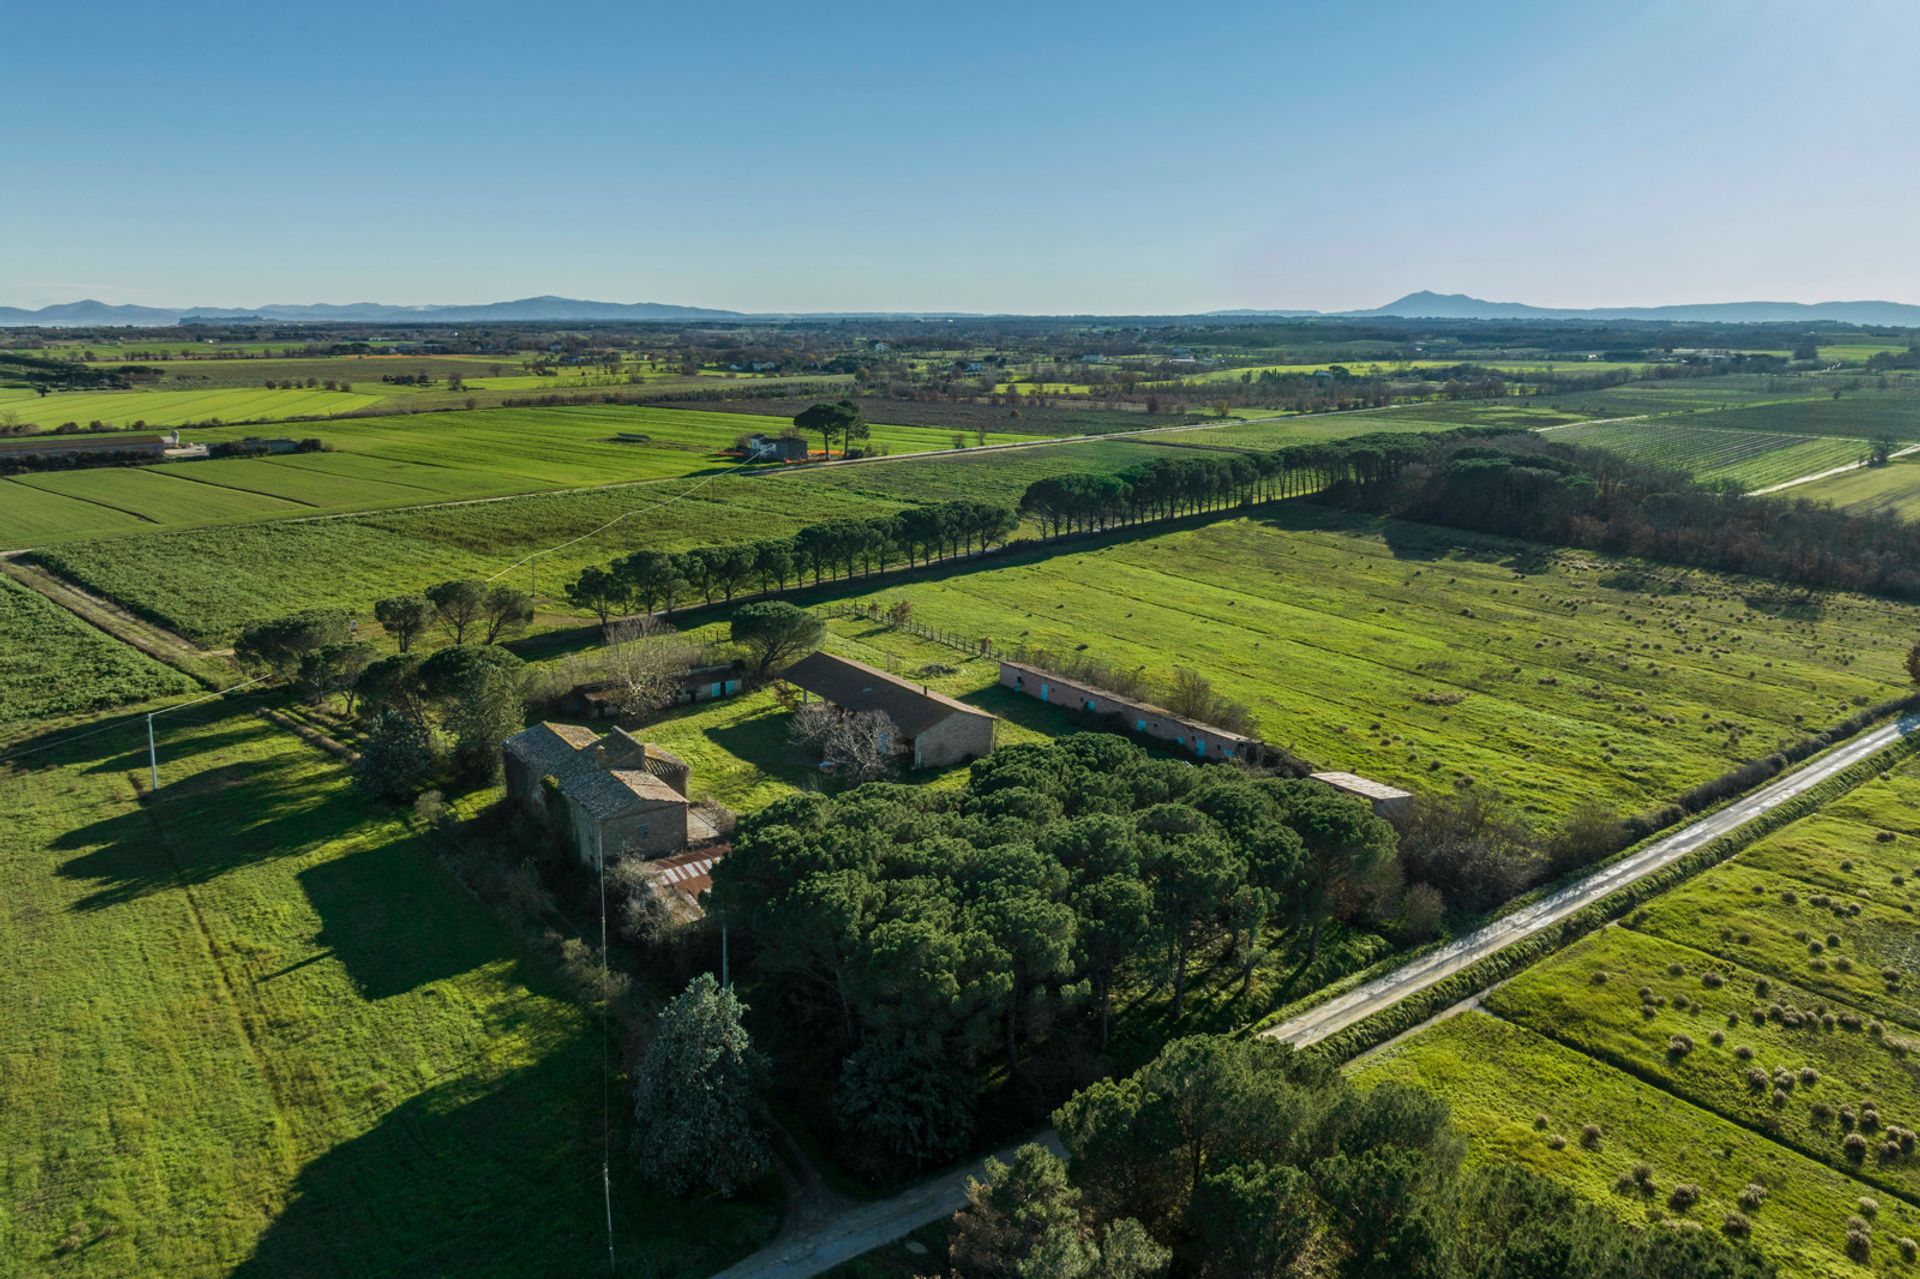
[1551,420,1870,488]
[0,572,195,723]
[0,707,772,1276]
[799,509,1920,818]
[1357,762,1920,1277]
[0,384,384,427]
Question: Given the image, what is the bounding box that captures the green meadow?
[0,385,383,428]
[1796,457,1920,517]
[802,509,1920,819]
[0,711,775,1276]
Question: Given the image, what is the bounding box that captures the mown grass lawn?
[0,710,775,1276]
[1352,1012,1920,1278]
[1797,457,1920,519]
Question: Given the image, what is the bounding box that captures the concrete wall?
[996,662,1253,762]
[911,711,996,768]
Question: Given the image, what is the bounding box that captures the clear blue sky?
[7,0,1918,314]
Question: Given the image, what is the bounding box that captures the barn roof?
[782,651,994,739]
[568,767,684,819]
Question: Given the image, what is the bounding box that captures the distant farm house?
[1309,771,1415,818]
[0,430,180,460]
[997,658,1256,763]
[782,651,997,768]
[502,723,718,866]
[736,432,809,462]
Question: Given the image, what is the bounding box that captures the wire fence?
[823,601,995,660]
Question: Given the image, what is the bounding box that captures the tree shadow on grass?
[296,839,501,1001]
[53,748,340,911]
[228,1042,781,1279]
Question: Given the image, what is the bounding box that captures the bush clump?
[1668,1183,1702,1212]
[1721,1211,1751,1239]
[1738,1182,1767,1210]
[1580,1123,1604,1149]
[1668,1034,1694,1057]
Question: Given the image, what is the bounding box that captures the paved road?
[708,713,1918,1277]
[1264,713,1920,1045]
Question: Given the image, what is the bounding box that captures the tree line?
[564,499,1020,624]
[1016,425,1920,605]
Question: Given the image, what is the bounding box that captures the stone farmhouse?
[782,651,997,768]
[996,658,1257,762]
[502,723,713,866]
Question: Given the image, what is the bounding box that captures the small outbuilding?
[781,651,996,768]
[1310,771,1415,818]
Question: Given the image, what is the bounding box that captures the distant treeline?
[1015,427,1920,603]
[565,499,1020,622]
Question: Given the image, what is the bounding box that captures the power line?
[484,456,762,585]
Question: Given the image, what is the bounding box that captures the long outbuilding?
[996,658,1256,762]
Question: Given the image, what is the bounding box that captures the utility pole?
[146,712,158,793]
[145,674,270,793]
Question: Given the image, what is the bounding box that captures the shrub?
[1899,1236,1918,1263]
[1580,1123,1604,1149]
[1847,1218,1873,1261]
[1632,1161,1655,1186]
[1800,1066,1820,1086]
[1533,1112,1549,1129]
[1771,1088,1789,1109]
[1668,1034,1694,1057]
[1710,1030,1726,1047]
[1667,962,1686,977]
[1546,1133,1567,1150]
[1845,1132,1870,1159]
[1734,1044,1755,1060]
[1738,1182,1767,1210]
[1668,1183,1702,1211]
[1701,971,1725,989]
[1812,1101,1835,1121]
[1721,1211,1751,1239]
[1754,978,1771,997]
[1589,969,1610,985]
[1860,1196,1880,1219]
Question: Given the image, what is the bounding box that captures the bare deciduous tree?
[603,616,702,719]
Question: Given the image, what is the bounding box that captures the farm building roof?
[782,651,995,739]
[503,721,602,775]
[1310,771,1413,803]
[568,767,685,819]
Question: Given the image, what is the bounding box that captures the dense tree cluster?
[564,500,1018,624]
[952,1035,1776,1279]
[631,973,771,1198]
[709,735,1396,1181]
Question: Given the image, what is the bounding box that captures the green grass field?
[773,509,1920,819]
[1353,1012,1920,1278]
[0,405,1043,548]
[0,385,384,428]
[0,574,194,723]
[0,711,775,1275]
[1795,457,1920,517]
[32,477,898,644]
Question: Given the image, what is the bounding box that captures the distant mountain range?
[1211,290,1920,326]
[3,290,1918,328]
[0,295,743,327]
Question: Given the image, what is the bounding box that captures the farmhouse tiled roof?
[782,652,994,738]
